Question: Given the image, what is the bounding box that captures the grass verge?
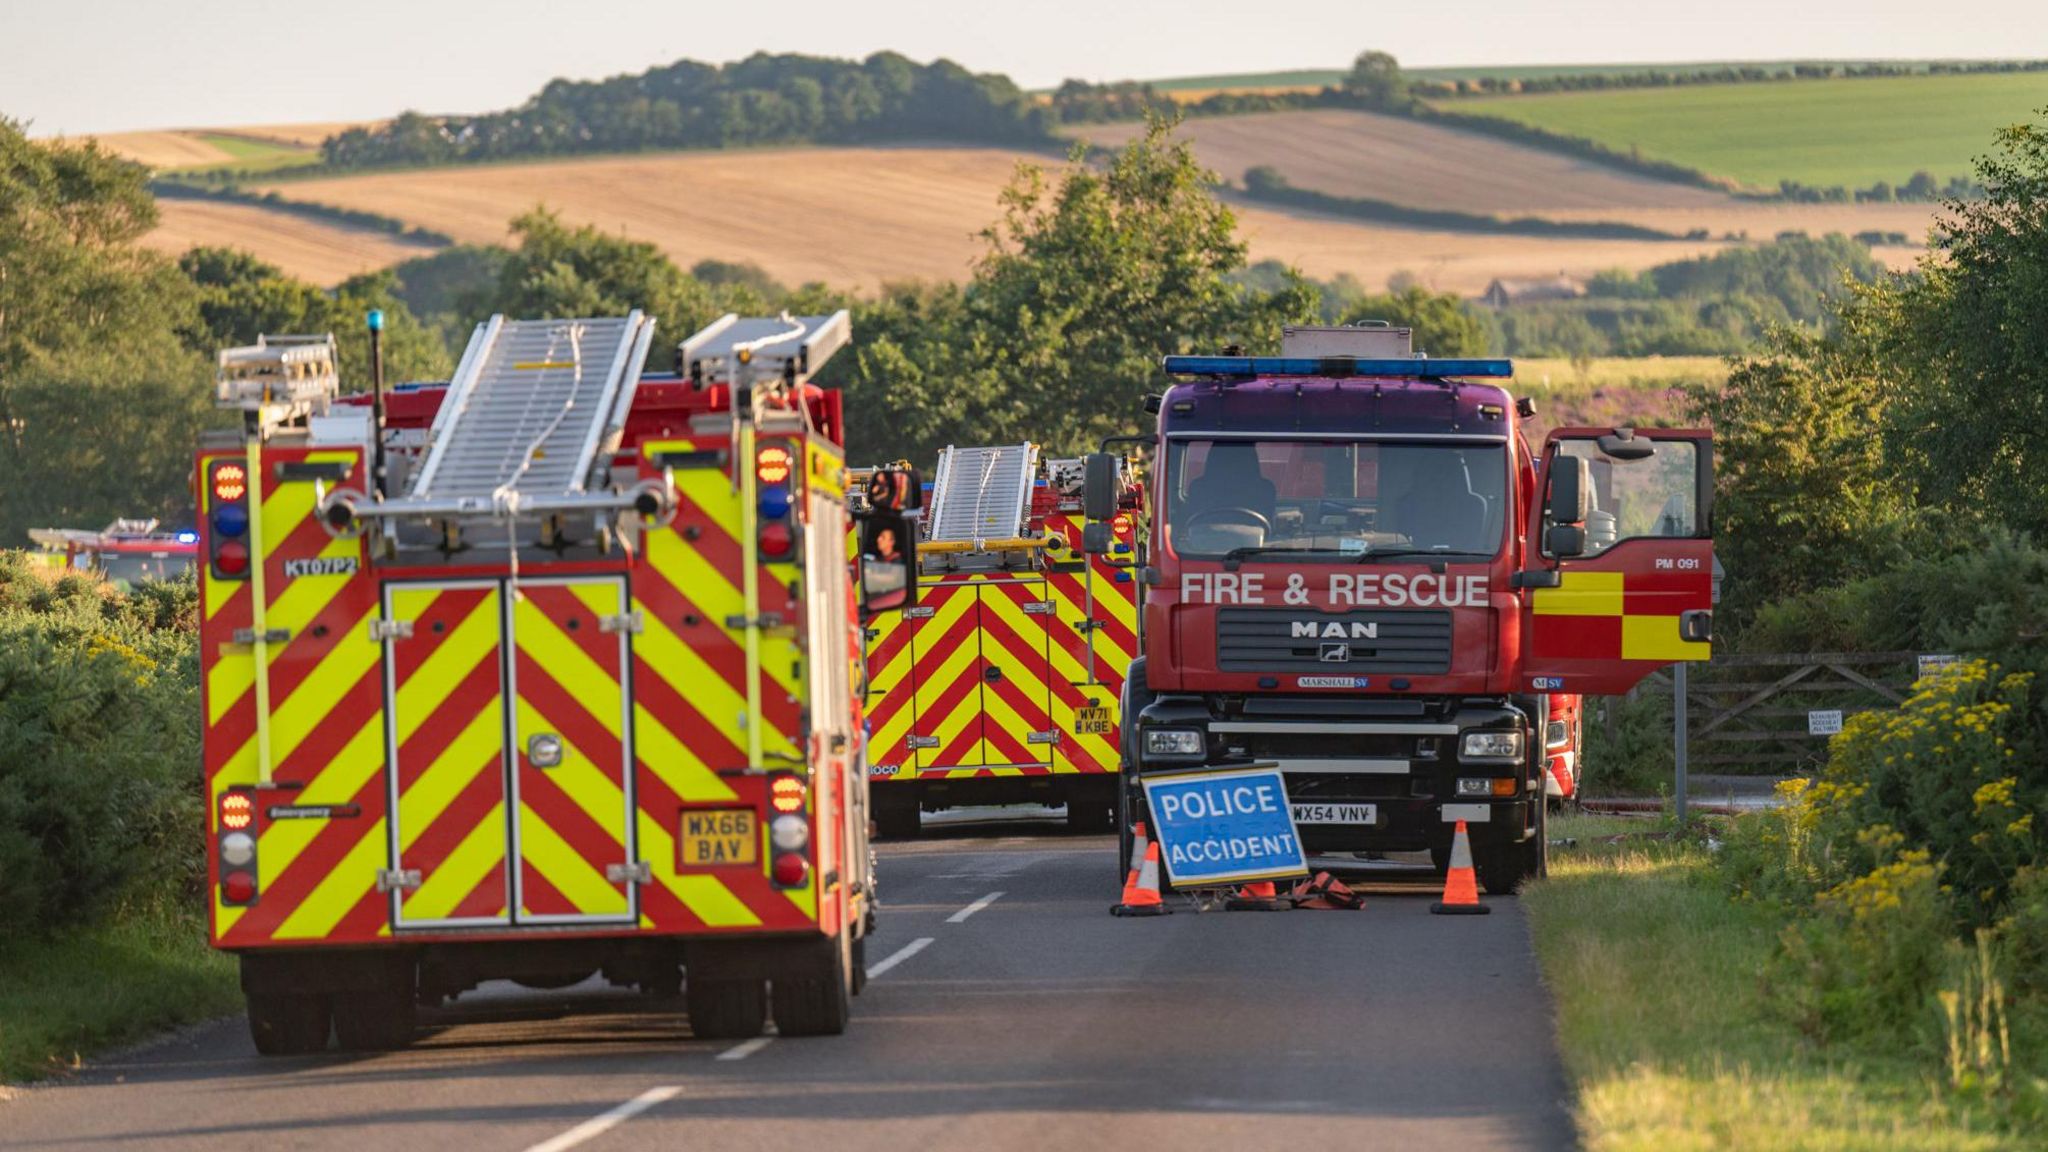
[0,902,238,1084]
[1527,813,2027,1151]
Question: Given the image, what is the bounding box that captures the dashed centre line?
[867,936,935,977]
[519,1085,681,1152]
[947,890,1005,923]
[716,1036,774,1061]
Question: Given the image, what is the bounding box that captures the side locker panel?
[384,582,512,928]
[911,580,982,771]
[864,607,917,778]
[978,579,1056,769]
[509,579,635,925]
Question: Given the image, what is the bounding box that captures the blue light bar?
[1162,355,1513,379]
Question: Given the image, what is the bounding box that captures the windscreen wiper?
[1356,548,1491,565]
[1219,545,1352,570]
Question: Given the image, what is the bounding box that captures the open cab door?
[1518,427,1714,696]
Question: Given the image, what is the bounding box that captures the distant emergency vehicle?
[30,519,197,587]
[198,314,911,1053]
[859,445,1143,834]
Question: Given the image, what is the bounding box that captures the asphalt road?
[1,816,1575,1152]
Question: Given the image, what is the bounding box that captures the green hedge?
[0,554,201,936]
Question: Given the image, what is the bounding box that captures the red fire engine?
[30,518,198,588]
[1089,325,1712,892]
[197,314,911,1052]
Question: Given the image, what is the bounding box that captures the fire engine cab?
[1088,325,1713,892]
[29,518,197,588]
[197,313,909,1052]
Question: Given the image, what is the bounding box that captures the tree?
[0,120,213,543]
[474,209,729,348]
[1338,287,1490,356]
[835,117,1315,462]
[1878,113,2048,537]
[179,248,451,388]
[1342,51,1409,110]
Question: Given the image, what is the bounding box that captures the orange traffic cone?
[1431,819,1490,916]
[1289,871,1365,910]
[1225,878,1292,911]
[1112,828,1170,917]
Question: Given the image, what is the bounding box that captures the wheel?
[1475,797,1548,895]
[247,993,331,1056]
[1065,785,1115,833]
[873,787,920,840]
[687,976,767,1040]
[850,934,868,997]
[333,990,417,1051]
[771,935,851,1037]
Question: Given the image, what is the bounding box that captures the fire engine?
[860,446,1142,835]
[29,518,198,588]
[1090,325,1713,892]
[197,313,913,1053]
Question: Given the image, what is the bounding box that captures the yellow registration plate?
[1076,705,1112,735]
[680,810,757,867]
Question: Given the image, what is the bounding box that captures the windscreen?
[95,552,192,588]
[1164,438,1509,560]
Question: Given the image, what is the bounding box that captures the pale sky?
[6,0,2048,135]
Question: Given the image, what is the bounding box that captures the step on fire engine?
[1088,324,1713,893]
[859,443,1142,835]
[198,311,912,1053]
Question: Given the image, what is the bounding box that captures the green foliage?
[0,120,214,545]
[1774,844,1953,1043]
[320,52,1050,171]
[474,209,732,348]
[0,553,202,936]
[835,119,1316,462]
[1342,51,1410,110]
[179,247,451,387]
[1686,325,1911,626]
[1335,286,1491,356]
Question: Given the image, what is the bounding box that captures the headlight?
[1545,720,1569,748]
[1461,731,1524,761]
[1143,728,1204,757]
[770,814,809,853]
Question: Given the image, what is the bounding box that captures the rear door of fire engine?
[383,577,636,928]
[976,578,1056,769]
[1519,428,1714,696]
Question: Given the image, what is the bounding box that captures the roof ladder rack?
[926,443,1039,544]
[402,312,657,515]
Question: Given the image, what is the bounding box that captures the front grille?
[1216,608,1452,673]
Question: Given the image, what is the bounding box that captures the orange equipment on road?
[861,444,1144,835]
[197,312,911,1054]
[1431,820,1490,916]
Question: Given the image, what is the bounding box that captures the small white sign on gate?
[1917,654,1961,682]
[1808,709,1844,737]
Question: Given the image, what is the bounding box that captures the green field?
[1137,60,1982,92]
[177,133,321,175]
[1450,72,2048,189]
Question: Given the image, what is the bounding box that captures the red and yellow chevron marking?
[511,581,633,922]
[1530,566,1712,662]
[204,445,390,947]
[388,582,510,926]
[631,439,816,932]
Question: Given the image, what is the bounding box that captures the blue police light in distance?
[175,530,199,544]
[1161,356,1514,379]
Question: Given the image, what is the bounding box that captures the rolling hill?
[1448,71,2048,188]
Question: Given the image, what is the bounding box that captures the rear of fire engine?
[197,313,904,1053]
[861,446,1142,835]
[1093,325,1714,893]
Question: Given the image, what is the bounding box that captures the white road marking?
[947,890,1005,923]
[867,936,934,977]
[715,1036,774,1061]
[520,1085,682,1152]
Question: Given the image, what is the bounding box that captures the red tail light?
[759,521,794,559]
[221,871,258,905]
[771,852,809,888]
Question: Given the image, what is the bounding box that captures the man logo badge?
[1293,620,1379,640]
[1319,642,1351,663]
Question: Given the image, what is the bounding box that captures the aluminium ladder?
[407,313,657,512]
[925,443,1039,544]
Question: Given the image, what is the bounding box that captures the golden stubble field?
[220,143,1736,291]
[1074,109,1943,252]
[141,198,438,286]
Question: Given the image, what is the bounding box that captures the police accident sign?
[1141,766,1308,888]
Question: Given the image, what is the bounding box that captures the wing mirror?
[856,467,921,619]
[1545,524,1587,559]
[1083,452,1119,522]
[1548,457,1592,525]
[1597,428,1657,461]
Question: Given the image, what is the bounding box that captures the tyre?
[850,934,868,997]
[771,936,851,1037]
[333,990,418,1052]
[247,993,331,1056]
[1065,787,1115,834]
[687,976,767,1040]
[873,787,920,840]
[1475,799,1548,895]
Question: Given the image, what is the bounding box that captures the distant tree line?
[1411,57,2048,100]
[1238,165,1688,242]
[150,181,455,246]
[318,51,1052,171]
